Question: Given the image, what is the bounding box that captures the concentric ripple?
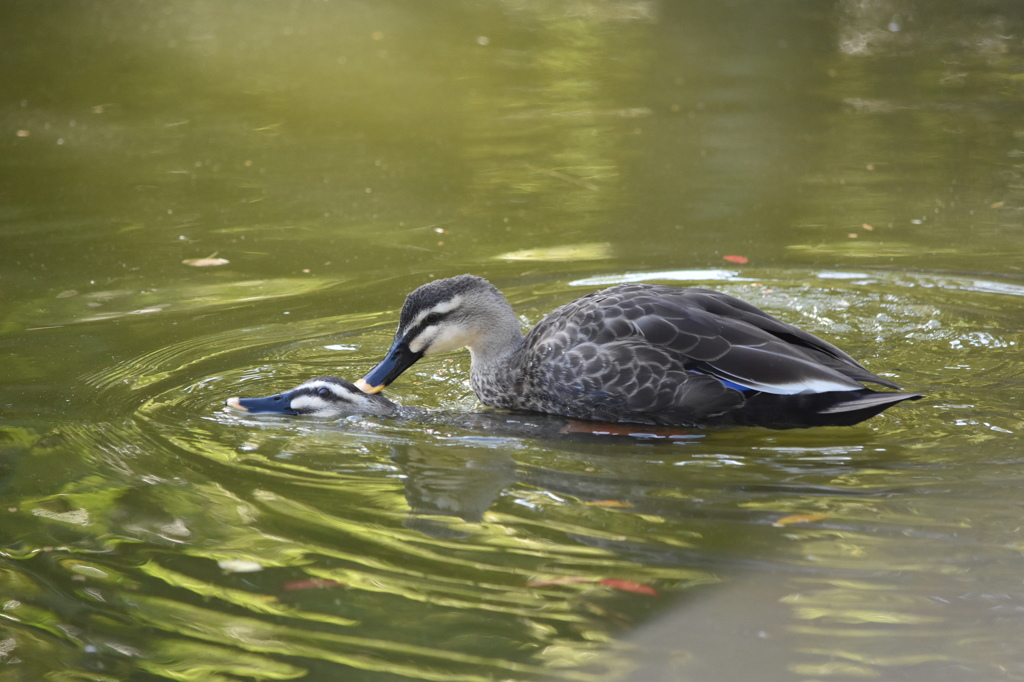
[13,269,1017,680]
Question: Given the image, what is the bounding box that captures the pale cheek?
[289,395,317,412]
[422,325,474,355]
[408,327,436,354]
[300,396,360,415]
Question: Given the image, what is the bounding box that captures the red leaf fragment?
[528,576,659,596]
[598,579,658,596]
[722,255,748,264]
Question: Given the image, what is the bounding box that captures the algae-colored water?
[2,2,1023,680]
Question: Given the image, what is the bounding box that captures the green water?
[2,2,1023,680]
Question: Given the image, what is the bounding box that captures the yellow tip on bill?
[225,397,248,411]
[355,378,384,394]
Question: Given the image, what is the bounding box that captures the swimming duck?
[355,275,921,428]
[226,376,397,417]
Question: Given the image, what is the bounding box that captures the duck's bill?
[353,378,383,394]
[357,341,422,394]
[225,393,298,415]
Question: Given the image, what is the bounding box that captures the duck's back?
[476,284,909,427]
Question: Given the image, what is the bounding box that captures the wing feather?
[518,284,902,422]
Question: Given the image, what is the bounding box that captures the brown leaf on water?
[183,253,229,267]
[990,201,1005,209]
[282,578,346,591]
[722,255,748,264]
[598,579,658,596]
[584,500,634,508]
[862,223,874,231]
[527,576,658,596]
[773,512,828,527]
[527,576,593,587]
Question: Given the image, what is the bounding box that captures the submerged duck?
[227,376,397,417]
[225,376,695,442]
[355,275,921,428]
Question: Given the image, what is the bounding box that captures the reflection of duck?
[226,376,397,417]
[356,275,922,428]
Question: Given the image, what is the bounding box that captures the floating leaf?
[862,223,874,231]
[722,255,748,264]
[598,579,658,596]
[495,242,611,262]
[528,576,657,596]
[527,576,593,587]
[773,513,828,527]
[218,559,263,573]
[183,255,230,267]
[282,578,345,591]
[584,500,634,508]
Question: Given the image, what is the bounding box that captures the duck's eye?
[317,387,332,398]
[423,312,442,326]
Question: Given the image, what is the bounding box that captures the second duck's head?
[226,376,397,418]
[357,275,519,394]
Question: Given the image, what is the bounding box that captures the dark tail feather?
[820,391,923,414]
[732,390,923,428]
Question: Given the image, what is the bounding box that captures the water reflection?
[182,269,1018,676]
[459,4,653,234]
[2,265,1022,678]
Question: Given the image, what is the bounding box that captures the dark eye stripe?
[404,311,449,340]
[302,386,352,403]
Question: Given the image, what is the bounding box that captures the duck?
[354,274,922,428]
[226,376,398,417]
[225,375,708,444]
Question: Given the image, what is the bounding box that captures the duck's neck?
[466,300,525,376]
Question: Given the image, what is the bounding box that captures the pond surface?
[2,2,1023,680]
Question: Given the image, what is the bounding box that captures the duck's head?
[226,376,397,418]
[357,275,517,394]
